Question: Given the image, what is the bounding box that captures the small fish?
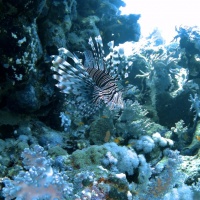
[78,121,84,126]
[125,80,129,84]
[114,137,124,144]
[104,130,111,143]
[101,115,108,119]
[196,135,200,141]
[117,20,122,25]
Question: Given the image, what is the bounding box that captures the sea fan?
[51,36,123,117]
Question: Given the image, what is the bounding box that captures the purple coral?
[2,145,73,200]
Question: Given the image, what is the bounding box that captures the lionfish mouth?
[51,35,124,116]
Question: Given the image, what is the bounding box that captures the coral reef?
[189,93,200,120]
[1,0,200,199]
[2,145,73,199]
[89,117,114,144]
[75,0,140,51]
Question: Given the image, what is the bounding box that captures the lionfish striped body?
[51,36,123,116]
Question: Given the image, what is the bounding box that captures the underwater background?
[0,0,200,199]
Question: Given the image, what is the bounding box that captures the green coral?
[89,117,114,144]
[71,145,107,168]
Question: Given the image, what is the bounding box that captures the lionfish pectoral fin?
[84,50,96,68]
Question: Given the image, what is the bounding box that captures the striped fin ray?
[51,48,94,96]
[88,36,121,80]
[94,35,105,69]
[88,36,105,71]
[83,50,96,68]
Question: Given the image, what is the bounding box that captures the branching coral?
[189,93,200,121]
[2,145,73,200]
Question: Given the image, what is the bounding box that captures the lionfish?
[51,35,124,117]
